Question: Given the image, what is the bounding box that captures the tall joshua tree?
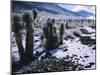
[22,10,38,61]
[59,23,64,44]
[12,14,25,62]
[22,11,34,61]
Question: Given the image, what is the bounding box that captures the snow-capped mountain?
[12,1,80,16]
[71,6,95,19]
[12,1,95,19]
[75,10,94,17]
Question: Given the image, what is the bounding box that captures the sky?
[58,4,95,14]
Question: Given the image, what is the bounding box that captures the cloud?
[72,6,95,14]
[87,16,95,19]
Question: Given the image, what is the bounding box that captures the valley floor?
[11,26,96,73]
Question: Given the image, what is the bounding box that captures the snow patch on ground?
[11,27,96,69]
[52,38,95,69]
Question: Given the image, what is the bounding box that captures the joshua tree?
[59,23,64,44]
[22,9,38,61]
[66,22,69,29]
[12,14,25,62]
[22,11,34,61]
[43,19,59,50]
[32,9,38,20]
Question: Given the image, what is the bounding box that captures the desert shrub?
[15,56,84,74]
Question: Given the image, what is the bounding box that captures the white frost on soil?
[52,38,95,69]
[11,27,96,69]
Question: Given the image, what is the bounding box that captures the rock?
[89,62,95,65]
[34,40,39,42]
[80,36,96,45]
[91,52,93,53]
[72,54,77,57]
[80,56,83,59]
[74,58,80,60]
[89,26,96,29]
[80,29,90,34]
[92,45,96,50]
[73,31,81,37]
[34,34,39,37]
[12,41,16,44]
[84,55,89,58]
[78,48,80,50]
[64,34,75,40]
[85,65,92,68]
[63,49,68,52]
[82,60,85,62]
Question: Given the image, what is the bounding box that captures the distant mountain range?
[12,1,95,19]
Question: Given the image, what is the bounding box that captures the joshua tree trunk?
[25,22,34,61]
[15,32,25,62]
[59,24,64,44]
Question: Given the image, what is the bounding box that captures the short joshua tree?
[12,14,25,62]
[32,9,38,27]
[43,19,59,50]
[59,23,64,44]
[66,22,69,29]
[32,9,38,20]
